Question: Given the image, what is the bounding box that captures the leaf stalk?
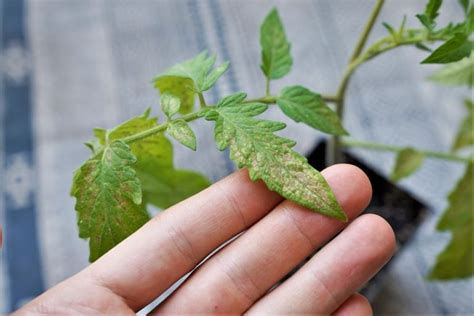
[198,92,207,108]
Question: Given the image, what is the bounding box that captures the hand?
[14,164,395,315]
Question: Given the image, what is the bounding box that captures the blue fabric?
[0,0,472,314]
[1,0,44,310]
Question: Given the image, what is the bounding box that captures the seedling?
[71,0,473,280]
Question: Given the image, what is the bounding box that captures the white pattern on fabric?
[5,153,34,209]
[0,41,30,85]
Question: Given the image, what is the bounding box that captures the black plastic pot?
[307,141,428,299]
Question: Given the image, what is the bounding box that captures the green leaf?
[71,141,150,262]
[398,15,408,36]
[429,163,473,279]
[101,111,209,206]
[202,61,230,91]
[382,22,398,40]
[415,42,433,52]
[153,51,229,114]
[75,110,211,261]
[161,93,181,119]
[429,53,474,87]
[417,0,443,30]
[434,21,470,38]
[458,0,470,13]
[167,120,197,151]
[260,8,292,80]
[466,5,474,33]
[154,51,229,97]
[390,148,425,181]
[277,85,348,136]
[96,112,173,170]
[84,139,102,154]
[422,33,473,64]
[452,99,474,151]
[93,128,107,141]
[416,14,433,30]
[114,112,210,208]
[154,77,195,115]
[425,0,443,22]
[140,169,210,209]
[205,92,346,221]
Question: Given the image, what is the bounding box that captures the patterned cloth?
[0,0,472,314]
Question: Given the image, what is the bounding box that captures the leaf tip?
[389,174,402,182]
[340,129,350,136]
[268,6,279,16]
[334,209,349,222]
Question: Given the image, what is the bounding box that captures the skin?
[9,164,395,315]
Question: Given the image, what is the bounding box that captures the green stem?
[103,94,275,149]
[327,18,453,165]
[109,87,331,147]
[118,94,278,146]
[349,0,386,62]
[328,0,385,165]
[339,0,385,114]
[244,94,338,105]
[322,95,340,103]
[244,96,277,104]
[351,31,451,70]
[123,109,208,144]
[265,79,271,96]
[198,92,207,108]
[342,139,473,164]
[335,30,452,111]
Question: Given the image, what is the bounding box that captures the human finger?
[247,214,395,314]
[332,293,372,316]
[28,169,282,312]
[154,164,372,314]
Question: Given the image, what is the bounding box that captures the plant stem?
[244,96,277,104]
[326,3,455,166]
[335,31,453,116]
[342,139,473,164]
[337,0,385,114]
[334,29,453,118]
[244,94,338,104]
[120,94,279,145]
[112,85,333,147]
[198,92,207,108]
[349,0,386,62]
[108,94,275,148]
[327,0,385,165]
[322,95,340,103]
[122,109,208,144]
[265,79,271,96]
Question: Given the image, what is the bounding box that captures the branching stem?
[327,0,385,165]
[123,109,207,144]
[100,3,458,165]
[327,0,454,165]
[122,95,276,145]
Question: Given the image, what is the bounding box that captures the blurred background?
[0,0,472,314]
